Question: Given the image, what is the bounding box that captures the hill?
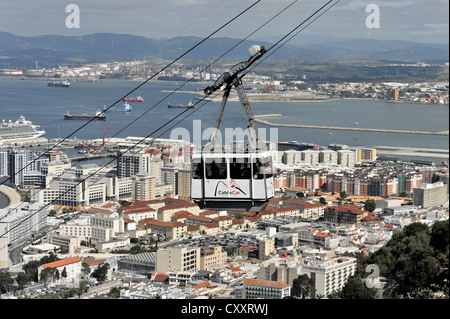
[0,31,448,68]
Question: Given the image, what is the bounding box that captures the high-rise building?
[337,150,355,169]
[131,172,155,202]
[117,148,151,178]
[355,148,377,163]
[413,182,448,208]
[299,255,356,298]
[177,167,191,201]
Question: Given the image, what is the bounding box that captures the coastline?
[2,77,447,107]
[0,185,20,209]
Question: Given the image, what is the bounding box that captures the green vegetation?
[22,252,60,282]
[91,263,110,282]
[291,274,315,299]
[337,220,449,299]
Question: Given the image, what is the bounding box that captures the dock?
[254,115,449,136]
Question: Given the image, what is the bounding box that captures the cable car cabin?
[191,152,275,212]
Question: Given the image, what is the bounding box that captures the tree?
[91,263,110,282]
[319,197,327,205]
[40,267,60,286]
[430,219,449,253]
[234,213,244,220]
[22,260,41,282]
[291,274,314,299]
[130,245,143,255]
[15,272,31,291]
[364,199,376,212]
[338,275,377,299]
[61,267,68,281]
[0,272,14,294]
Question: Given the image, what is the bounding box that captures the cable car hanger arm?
[202,45,266,152]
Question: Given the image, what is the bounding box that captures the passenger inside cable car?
[191,153,274,212]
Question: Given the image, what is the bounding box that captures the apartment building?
[157,203,200,222]
[240,278,291,299]
[117,148,152,178]
[131,172,155,202]
[355,148,377,163]
[324,205,367,224]
[0,202,48,246]
[257,258,300,286]
[413,182,448,208]
[139,218,187,241]
[199,246,227,270]
[298,255,356,298]
[46,232,81,254]
[337,150,355,169]
[156,246,200,273]
[58,214,124,243]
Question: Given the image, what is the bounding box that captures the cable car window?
[264,157,273,178]
[230,158,251,179]
[205,158,227,179]
[192,158,203,179]
[252,158,264,180]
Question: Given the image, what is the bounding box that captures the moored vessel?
[64,110,106,120]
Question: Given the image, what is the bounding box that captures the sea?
[1,77,448,149]
[0,77,448,208]
[0,192,8,209]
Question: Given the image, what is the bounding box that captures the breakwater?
[254,115,449,136]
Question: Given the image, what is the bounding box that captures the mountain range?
[0,31,448,68]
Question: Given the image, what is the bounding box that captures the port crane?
[191,45,274,212]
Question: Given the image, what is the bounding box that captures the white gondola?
[191,152,275,212]
[190,45,274,212]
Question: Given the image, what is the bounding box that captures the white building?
[0,202,48,246]
[298,255,356,298]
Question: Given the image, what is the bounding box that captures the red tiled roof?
[122,207,156,214]
[187,225,200,231]
[140,218,186,228]
[202,222,219,229]
[158,203,198,211]
[42,257,81,269]
[314,231,330,238]
[122,217,136,224]
[188,215,213,222]
[213,216,232,221]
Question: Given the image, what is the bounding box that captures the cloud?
[0,0,447,44]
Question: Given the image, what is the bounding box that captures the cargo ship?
[168,101,195,109]
[64,110,106,120]
[48,80,70,88]
[0,116,46,144]
[123,96,144,102]
[103,102,132,112]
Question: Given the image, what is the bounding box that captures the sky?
[0,0,448,44]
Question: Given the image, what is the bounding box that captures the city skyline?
[0,0,448,44]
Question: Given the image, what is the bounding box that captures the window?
[252,157,273,179]
[192,158,203,179]
[230,157,251,179]
[205,158,227,179]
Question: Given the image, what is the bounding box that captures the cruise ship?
[0,116,46,144]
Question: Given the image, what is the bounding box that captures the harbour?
[0,78,448,159]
